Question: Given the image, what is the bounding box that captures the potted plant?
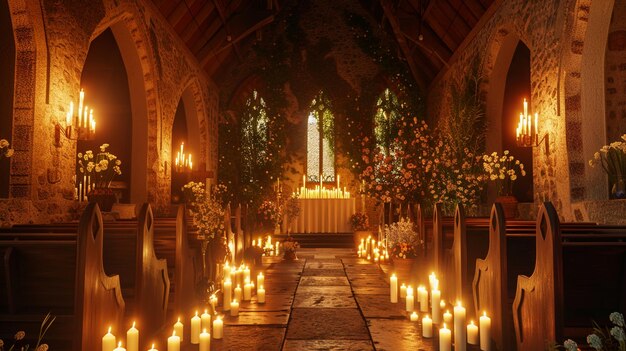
[350,212,370,247]
[482,150,526,218]
[77,144,122,212]
[385,217,424,283]
[589,134,626,199]
[282,236,300,261]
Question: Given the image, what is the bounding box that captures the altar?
[286,197,356,234]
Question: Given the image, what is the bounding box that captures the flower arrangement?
[589,134,626,198]
[554,312,625,351]
[282,236,300,260]
[0,138,14,159]
[385,217,423,259]
[350,212,369,231]
[0,312,55,351]
[257,200,281,229]
[182,181,226,241]
[482,150,526,196]
[77,144,122,190]
[285,193,301,222]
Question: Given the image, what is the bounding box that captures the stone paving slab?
[296,285,354,295]
[282,339,375,351]
[286,308,370,340]
[354,294,407,318]
[239,294,293,312]
[224,310,290,326]
[302,268,346,276]
[264,283,299,295]
[367,318,433,351]
[352,286,391,295]
[293,292,357,308]
[305,261,344,269]
[349,277,389,288]
[299,276,350,286]
[211,325,285,351]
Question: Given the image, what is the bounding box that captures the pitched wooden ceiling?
[151,0,495,88]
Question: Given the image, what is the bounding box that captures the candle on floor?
[191,311,201,344]
[201,310,211,331]
[223,278,232,311]
[102,326,116,351]
[410,311,419,322]
[148,343,158,351]
[230,300,239,317]
[258,285,266,304]
[174,318,183,342]
[235,284,242,302]
[422,315,433,338]
[390,274,398,303]
[243,265,251,282]
[405,286,415,312]
[400,283,407,298]
[443,310,453,325]
[418,286,428,312]
[479,312,492,351]
[429,272,437,291]
[468,320,479,345]
[114,342,126,351]
[213,316,224,339]
[439,324,451,351]
[127,322,138,351]
[167,331,180,351]
[257,272,265,289]
[454,302,467,351]
[224,262,231,279]
[199,329,210,351]
[431,288,441,324]
[244,282,252,301]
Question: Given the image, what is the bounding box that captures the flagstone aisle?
[211,248,435,350]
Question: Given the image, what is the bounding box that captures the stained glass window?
[241,90,268,182]
[307,91,335,182]
[374,88,402,155]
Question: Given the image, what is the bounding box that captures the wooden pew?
[173,205,199,316]
[0,203,124,350]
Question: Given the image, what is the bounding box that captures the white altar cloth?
[287,198,356,233]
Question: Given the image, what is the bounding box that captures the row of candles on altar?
[296,174,351,199]
[357,236,390,262]
[102,261,268,351]
[389,271,492,351]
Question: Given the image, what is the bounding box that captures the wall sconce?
[174,142,192,173]
[55,89,96,147]
[515,98,549,154]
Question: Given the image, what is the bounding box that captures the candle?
[244,282,252,301]
[479,312,492,351]
[199,329,210,351]
[210,294,218,311]
[148,344,158,351]
[431,289,441,324]
[418,286,428,312]
[243,266,250,282]
[230,300,239,316]
[429,272,437,291]
[167,331,180,351]
[439,324,451,351]
[390,274,398,303]
[213,316,224,339]
[174,318,183,342]
[114,342,126,351]
[127,322,138,351]
[191,311,201,344]
[405,286,414,312]
[223,278,232,311]
[102,327,116,351]
[201,309,211,332]
[468,320,479,345]
[257,272,265,289]
[234,284,242,302]
[400,283,407,298]
[224,262,231,278]
[410,311,419,322]
[454,302,467,351]
[258,285,266,303]
[78,89,84,127]
[422,315,433,338]
[443,310,453,325]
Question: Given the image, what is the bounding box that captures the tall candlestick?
[390,274,398,303]
[102,327,116,351]
[439,324,451,351]
[454,302,467,351]
[405,286,414,312]
[244,282,252,301]
[258,285,266,304]
[213,316,224,339]
[418,286,428,312]
[479,312,492,351]
[468,320,479,345]
[199,329,210,351]
[167,331,180,351]
[126,322,138,351]
[78,89,84,128]
[257,272,264,289]
[191,311,201,344]
[400,283,407,298]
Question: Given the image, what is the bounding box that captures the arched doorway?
[0,0,15,198]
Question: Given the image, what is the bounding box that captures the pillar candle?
[148,344,158,351]
[223,279,232,311]
[390,274,398,303]
[410,311,419,322]
[422,315,433,338]
[479,312,492,351]
[173,318,183,342]
[223,262,231,280]
[429,272,437,291]
[443,310,453,325]
[418,286,428,312]
[114,342,126,351]
[102,327,116,351]
[126,322,138,351]
[431,289,441,324]
[230,300,239,317]
[167,331,180,351]
[213,316,223,339]
[258,285,266,304]
[201,310,211,332]
[243,266,250,282]
[199,329,210,351]
[454,302,467,351]
[191,311,201,344]
[400,283,407,298]
[234,284,242,302]
[439,324,451,351]
[468,320,479,345]
[257,272,264,289]
[244,282,252,301]
[405,286,414,312]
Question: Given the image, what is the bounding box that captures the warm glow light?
[174,142,192,172]
[517,98,539,147]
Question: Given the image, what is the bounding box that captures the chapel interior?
[0,0,625,350]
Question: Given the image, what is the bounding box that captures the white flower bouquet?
[482,150,526,196]
[182,181,226,241]
[77,143,122,191]
[0,138,14,159]
[589,134,626,198]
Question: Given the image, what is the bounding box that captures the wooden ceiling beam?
[379,0,428,91]
[180,1,215,43]
[423,8,459,50]
[211,0,243,60]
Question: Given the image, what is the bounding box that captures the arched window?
[374,88,402,154]
[307,91,335,182]
[241,90,269,182]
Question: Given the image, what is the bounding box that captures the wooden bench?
[0,203,124,350]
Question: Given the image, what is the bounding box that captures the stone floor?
[206,248,439,350]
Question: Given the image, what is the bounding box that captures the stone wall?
[428,0,624,223]
[0,0,218,226]
[605,0,626,143]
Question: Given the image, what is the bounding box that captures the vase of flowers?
[589,134,626,199]
[482,150,526,218]
[77,144,122,212]
[282,236,300,260]
[385,217,424,284]
[554,311,625,351]
[350,212,370,247]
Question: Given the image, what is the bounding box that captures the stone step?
[274,233,355,248]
